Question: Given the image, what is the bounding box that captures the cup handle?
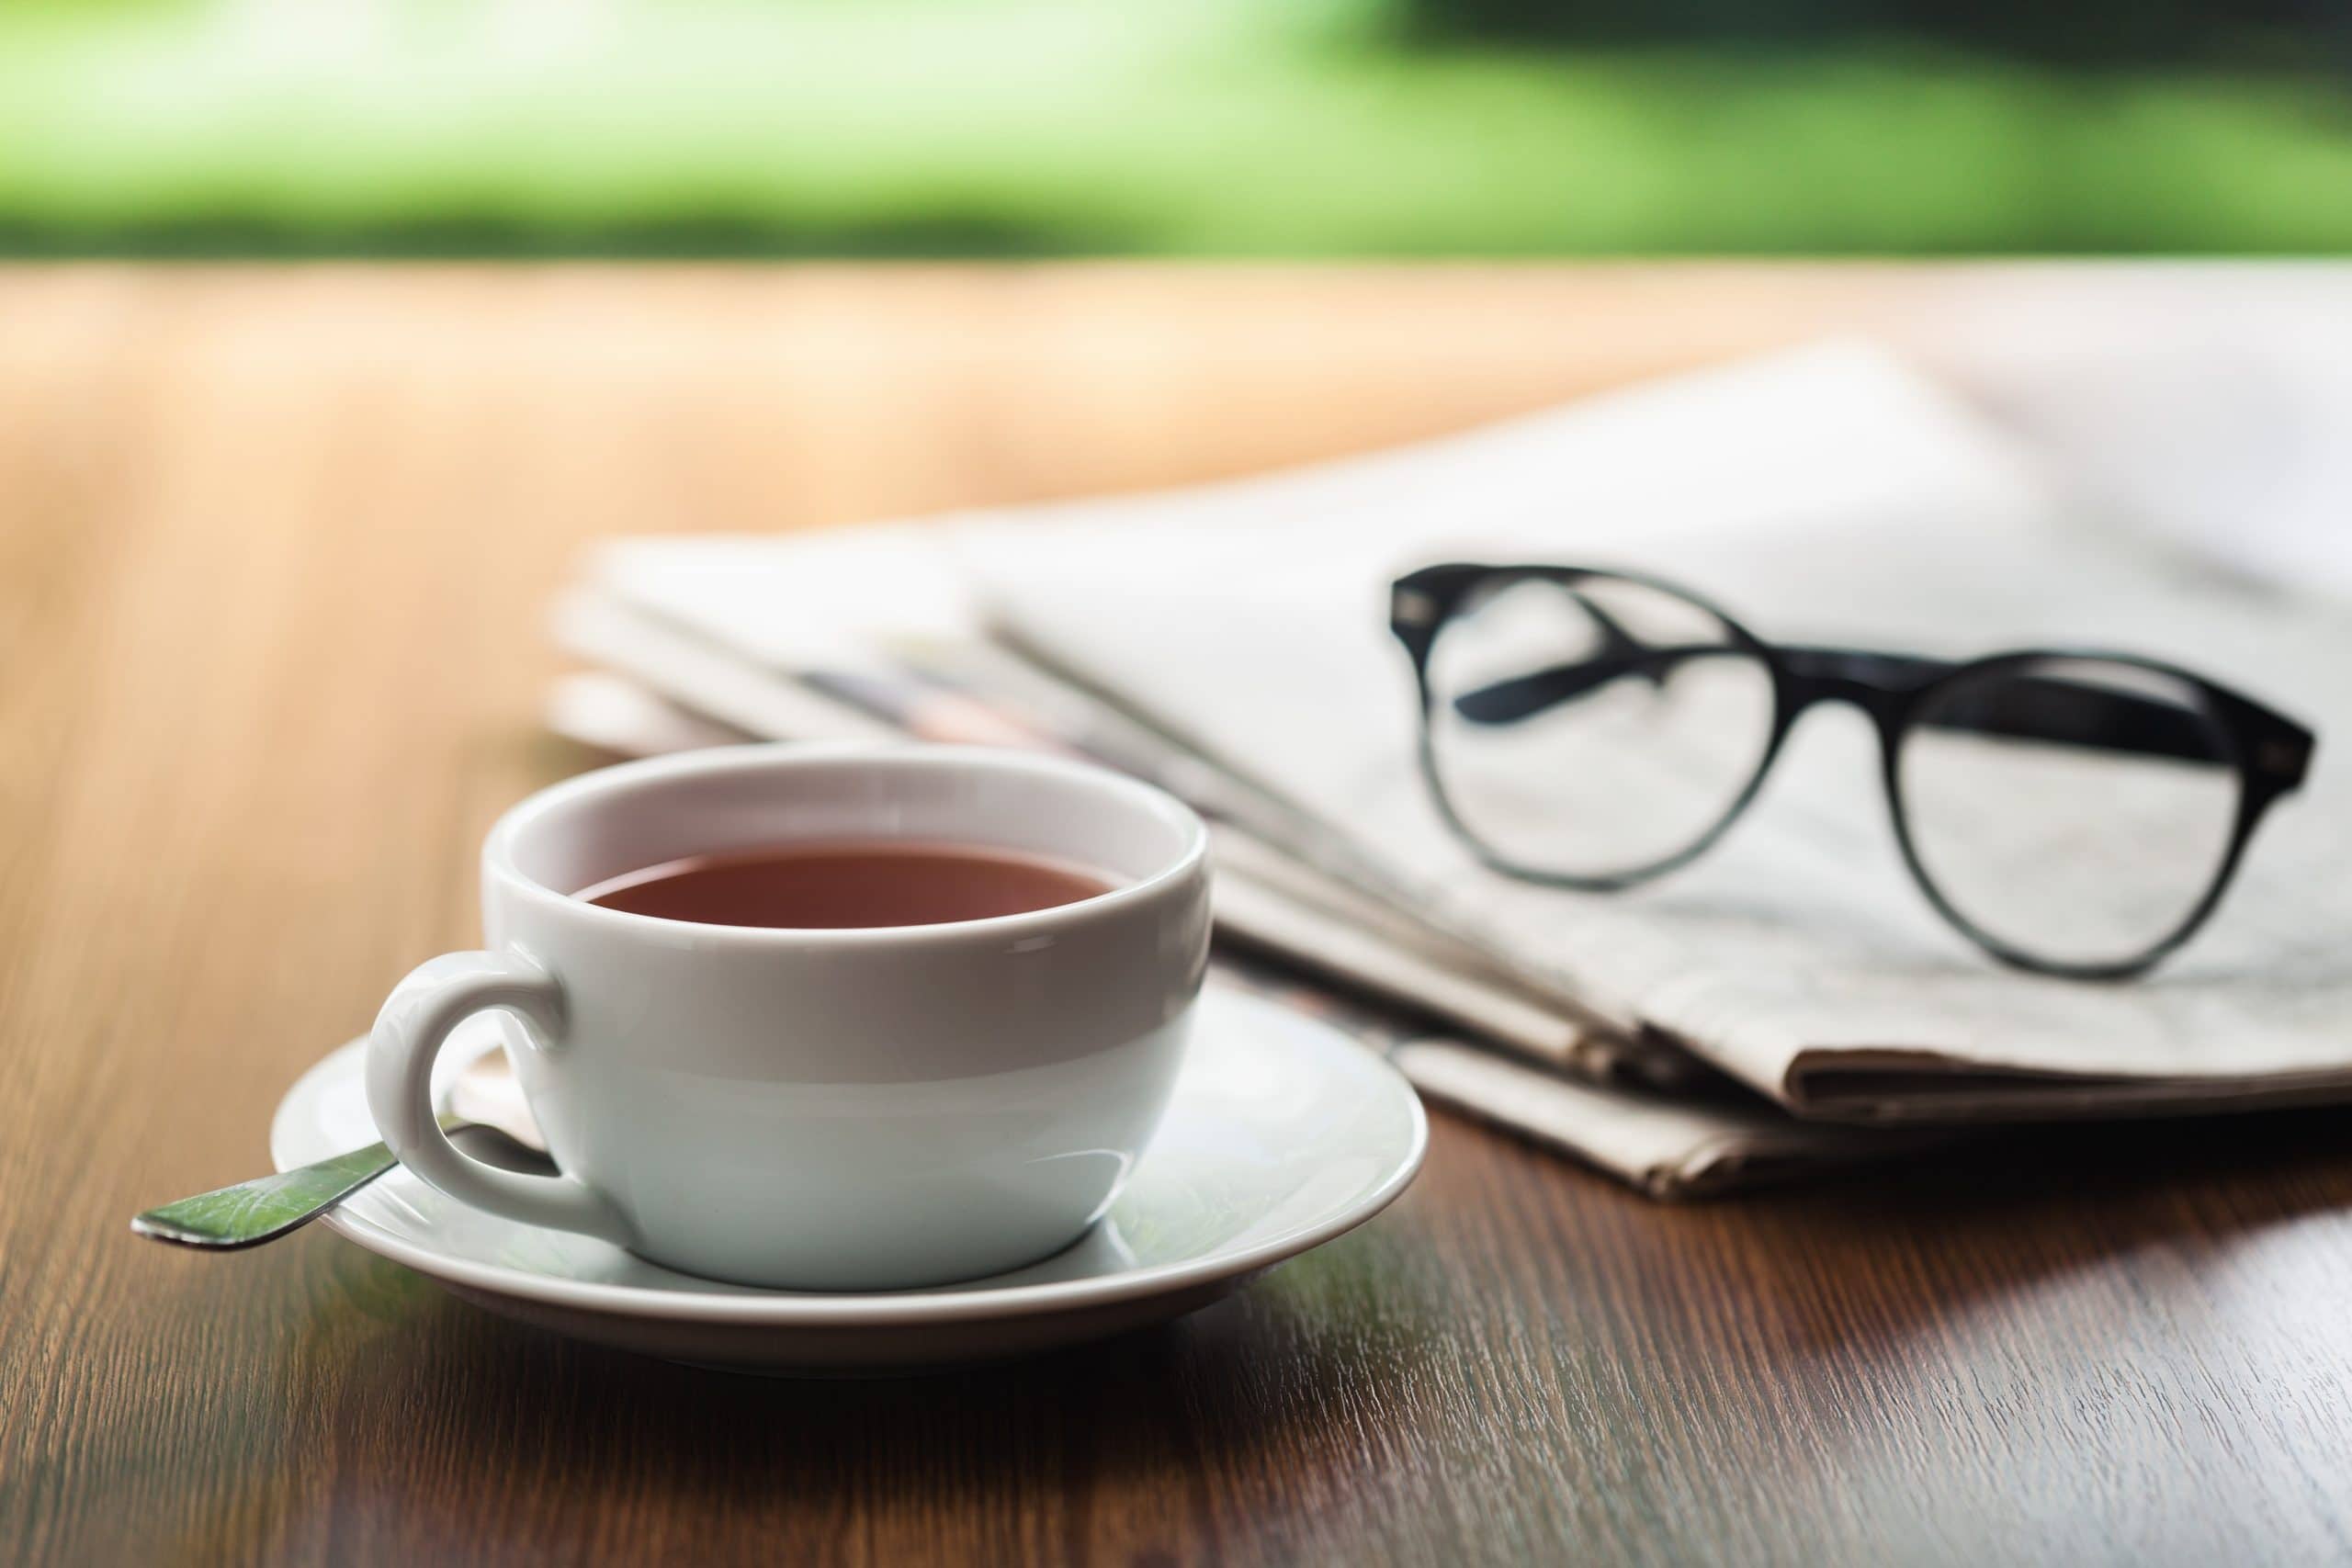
[365,950,633,1247]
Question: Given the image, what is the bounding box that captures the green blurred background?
[5,0,2349,255]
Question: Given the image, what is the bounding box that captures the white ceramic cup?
[365,743,1211,1291]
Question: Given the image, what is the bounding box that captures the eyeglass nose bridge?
[1772,646,1943,739]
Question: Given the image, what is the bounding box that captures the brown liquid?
[573,840,1117,930]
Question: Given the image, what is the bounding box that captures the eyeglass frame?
[1388,561,2316,980]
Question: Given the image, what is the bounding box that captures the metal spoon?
[130,1055,550,1250]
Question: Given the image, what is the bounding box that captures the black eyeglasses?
[1388,563,2315,979]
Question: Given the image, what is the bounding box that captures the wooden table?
[7,265,2352,1567]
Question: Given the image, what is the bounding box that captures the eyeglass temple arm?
[1448,643,1716,722]
[1569,591,1664,688]
[1452,644,2279,775]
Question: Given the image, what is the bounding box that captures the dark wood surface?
[6,264,2352,1567]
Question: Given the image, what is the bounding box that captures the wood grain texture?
[6,263,2352,1568]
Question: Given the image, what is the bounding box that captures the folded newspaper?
[551,341,2352,1188]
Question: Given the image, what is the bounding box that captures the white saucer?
[270,987,1426,1374]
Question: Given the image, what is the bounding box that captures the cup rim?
[483,741,1209,944]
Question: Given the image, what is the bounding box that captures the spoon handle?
[131,1137,405,1248]
[131,1109,504,1249]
